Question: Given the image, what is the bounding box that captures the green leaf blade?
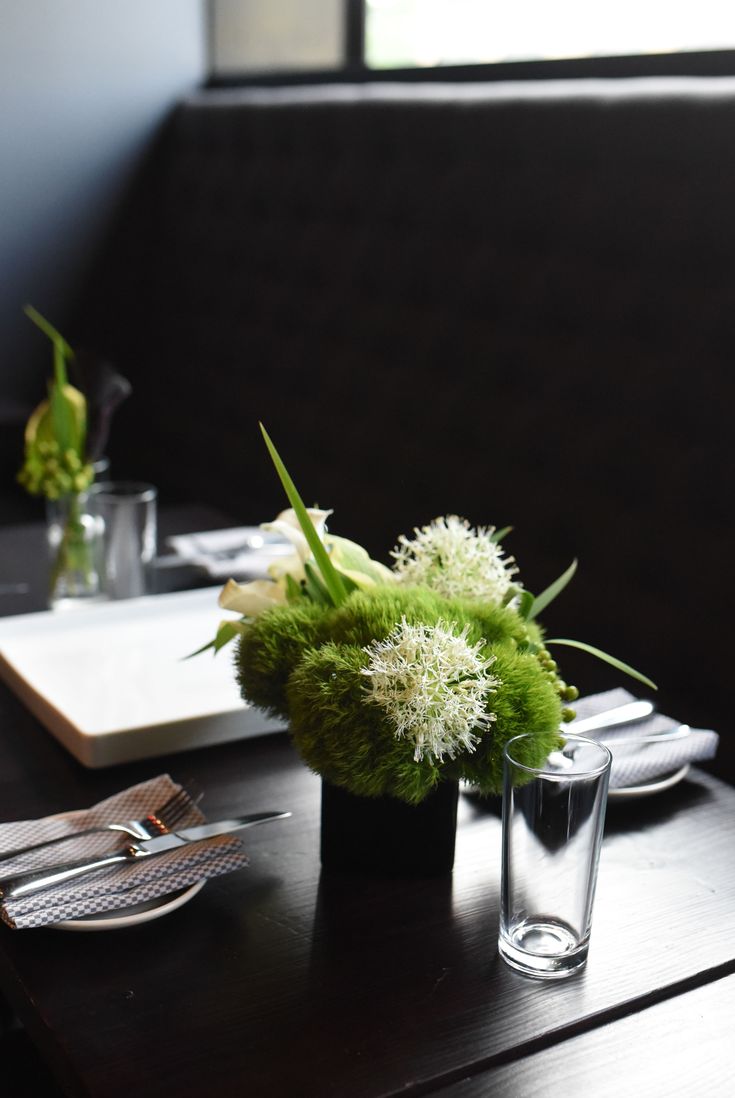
[49,370,75,456]
[491,525,513,544]
[303,560,332,605]
[260,423,347,607]
[285,573,304,603]
[529,559,578,621]
[516,589,535,620]
[545,637,658,691]
[24,304,75,363]
[184,620,246,660]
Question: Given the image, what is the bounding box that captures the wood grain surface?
[433,974,735,1097]
[0,706,734,1098]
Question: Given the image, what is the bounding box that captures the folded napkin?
[571,688,718,790]
[0,775,249,930]
[166,528,291,580]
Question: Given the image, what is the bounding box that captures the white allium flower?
[391,515,519,604]
[362,618,501,763]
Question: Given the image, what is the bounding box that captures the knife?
[0,812,291,902]
[566,700,654,734]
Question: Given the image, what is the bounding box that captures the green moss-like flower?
[235,599,326,719]
[315,585,532,650]
[287,643,444,803]
[234,584,564,803]
[449,646,564,794]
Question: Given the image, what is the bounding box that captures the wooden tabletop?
[0,718,734,1097]
[0,520,734,1096]
[434,975,735,1097]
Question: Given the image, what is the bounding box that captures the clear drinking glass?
[499,733,612,979]
[89,481,157,599]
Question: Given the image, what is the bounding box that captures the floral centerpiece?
[17,306,130,607]
[205,425,653,874]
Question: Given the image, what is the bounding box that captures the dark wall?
[0,0,205,517]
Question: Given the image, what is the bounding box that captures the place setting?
[0,775,291,931]
[565,687,718,799]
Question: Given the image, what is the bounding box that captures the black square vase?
[320,779,459,877]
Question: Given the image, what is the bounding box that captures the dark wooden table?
[1,519,734,1096]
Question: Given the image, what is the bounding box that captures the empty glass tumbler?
[499,733,612,979]
[89,481,157,599]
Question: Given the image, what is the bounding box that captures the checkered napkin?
[572,688,719,790]
[0,775,249,930]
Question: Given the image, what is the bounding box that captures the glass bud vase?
[46,491,104,610]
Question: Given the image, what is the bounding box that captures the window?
[365,1,735,70]
[208,0,735,82]
[210,0,344,76]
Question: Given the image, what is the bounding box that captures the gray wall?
[0,0,206,414]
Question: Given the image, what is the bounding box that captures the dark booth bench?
[75,77,735,781]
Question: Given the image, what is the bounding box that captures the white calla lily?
[213,507,393,639]
[266,551,306,582]
[218,577,287,617]
[329,535,396,587]
[262,507,332,563]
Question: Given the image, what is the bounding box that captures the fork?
[0,786,196,865]
[601,724,692,748]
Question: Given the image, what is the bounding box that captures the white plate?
[0,587,282,768]
[608,764,690,800]
[50,880,206,931]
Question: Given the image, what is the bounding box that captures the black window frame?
[206,0,735,88]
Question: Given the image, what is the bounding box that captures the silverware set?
[0,785,195,865]
[567,700,654,735]
[0,785,291,902]
[601,725,691,747]
[0,812,292,901]
[546,700,692,776]
[566,700,691,747]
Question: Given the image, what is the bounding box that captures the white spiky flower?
[362,618,500,763]
[391,515,519,604]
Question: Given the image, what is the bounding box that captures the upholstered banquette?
[76,78,735,779]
